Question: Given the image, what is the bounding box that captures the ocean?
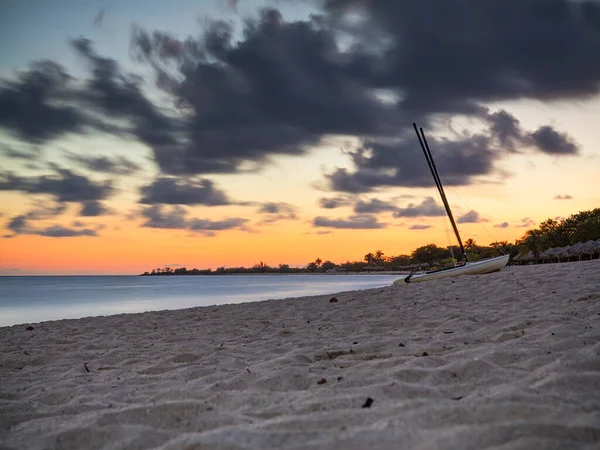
[0,274,402,327]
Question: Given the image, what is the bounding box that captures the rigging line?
[444,183,509,255]
[417,125,469,262]
[437,197,454,258]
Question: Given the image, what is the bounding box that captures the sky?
[1,0,599,275]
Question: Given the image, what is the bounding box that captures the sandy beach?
[1,260,599,449]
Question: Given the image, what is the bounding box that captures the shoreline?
[1,260,599,449]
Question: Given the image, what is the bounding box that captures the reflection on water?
[0,275,401,327]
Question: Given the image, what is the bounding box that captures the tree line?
[141,207,600,275]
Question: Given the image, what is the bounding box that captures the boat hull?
[403,254,510,283]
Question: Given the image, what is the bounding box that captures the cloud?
[325,111,580,193]
[4,200,68,237]
[322,0,600,108]
[257,202,298,223]
[494,221,510,228]
[318,196,353,209]
[140,204,248,235]
[409,224,431,230]
[353,198,397,214]
[188,217,247,232]
[0,167,113,203]
[528,127,579,155]
[80,200,109,216]
[93,9,105,27]
[140,177,230,206]
[0,0,594,190]
[0,61,92,142]
[2,145,42,160]
[140,205,188,229]
[457,210,486,224]
[67,154,141,175]
[554,194,573,200]
[313,214,385,229]
[5,212,97,238]
[37,226,97,237]
[394,197,443,218]
[517,217,536,228]
[129,13,404,175]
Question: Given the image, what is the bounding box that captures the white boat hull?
[402,254,510,283]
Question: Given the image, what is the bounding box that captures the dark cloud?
[7,215,28,234]
[494,221,510,228]
[517,217,536,228]
[140,177,230,205]
[38,226,97,237]
[456,210,486,224]
[409,224,430,230]
[5,211,97,238]
[325,111,580,193]
[394,197,443,218]
[257,202,298,223]
[313,214,385,229]
[129,11,398,175]
[80,200,109,216]
[1,0,593,191]
[0,61,89,142]
[554,194,573,200]
[318,196,353,209]
[0,167,113,203]
[70,38,182,156]
[93,9,105,27]
[2,145,42,160]
[353,198,397,214]
[529,127,579,155]
[140,204,248,235]
[188,217,247,232]
[67,154,141,175]
[326,131,501,192]
[323,0,600,108]
[5,201,67,236]
[141,205,188,229]
[487,110,523,152]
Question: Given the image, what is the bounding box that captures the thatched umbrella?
[566,242,587,261]
[521,251,536,262]
[580,240,597,258]
[555,245,571,262]
[539,247,558,262]
[593,239,600,257]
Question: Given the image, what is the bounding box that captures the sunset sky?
[1,0,599,275]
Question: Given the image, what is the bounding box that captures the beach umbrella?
[567,242,586,260]
[581,240,597,256]
[521,251,535,261]
[555,245,571,262]
[539,247,556,260]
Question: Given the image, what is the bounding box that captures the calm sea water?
[0,274,401,327]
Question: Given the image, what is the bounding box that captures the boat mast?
[413,123,469,262]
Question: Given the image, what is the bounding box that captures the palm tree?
[464,238,476,250]
[364,252,375,265]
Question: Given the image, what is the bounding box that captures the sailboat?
[404,123,509,283]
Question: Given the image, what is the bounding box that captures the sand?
[1,260,599,449]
